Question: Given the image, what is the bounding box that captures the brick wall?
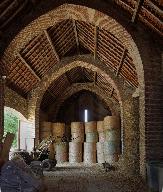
[27,55,140,175]
[145,80,163,161]
[5,87,28,119]
[132,30,163,163]
[144,50,163,161]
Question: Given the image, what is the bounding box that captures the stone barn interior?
[0,1,162,192]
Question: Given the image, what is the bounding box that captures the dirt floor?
[43,163,148,192]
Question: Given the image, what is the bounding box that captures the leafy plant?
[4,110,19,148]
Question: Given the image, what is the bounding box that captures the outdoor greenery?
[4,110,19,148]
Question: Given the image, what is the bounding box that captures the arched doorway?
[4,107,35,152]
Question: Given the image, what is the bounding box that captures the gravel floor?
[43,163,148,192]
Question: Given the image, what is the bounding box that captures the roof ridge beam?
[17,52,41,81]
[44,29,60,62]
[73,82,94,86]
[72,19,80,54]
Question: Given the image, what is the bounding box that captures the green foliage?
[4,110,19,148]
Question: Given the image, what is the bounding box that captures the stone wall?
[28,55,139,176]
[5,87,28,119]
[27,55,125,142]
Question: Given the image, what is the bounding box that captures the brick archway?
[28,56,123,138]
[3,8,145,170]
[3,4,144,89]
[2,4,146,175]
[28,56,141,175]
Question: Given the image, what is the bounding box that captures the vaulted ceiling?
[40,67,119,111]
[0,0,162,35]
[0,0,162,112]
[5,19,138,100]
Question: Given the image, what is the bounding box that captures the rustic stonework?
[28,55,125,117]
[27,55,140,175]
[1,7,145,172]
[119,96,140,175]
[5,87,28,119]
[28,56,125,147]
[1,5,147,175]
[1,3,162,179]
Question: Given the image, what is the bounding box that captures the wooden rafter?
[74,82,94,86]
[81,67,86,82]
[72,19,80,54]
[47,89,56,100]
[44,29,60,62]
[132,0,144,23]
[110,88,114,97]
[116,48,127,76]
[65,73,71,85]
[0,0,28,29]
[17,52,41,81]
[94,26,98,59]
[94,72,97,85]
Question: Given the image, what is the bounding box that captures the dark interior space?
[56,90,111,123]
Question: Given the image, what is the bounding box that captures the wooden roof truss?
[5,19,138,101]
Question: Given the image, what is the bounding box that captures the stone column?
[122,95,140,175]
[0,76,6,142]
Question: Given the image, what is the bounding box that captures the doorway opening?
[84,109,88,123]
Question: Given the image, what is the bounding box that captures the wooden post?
[1,133,15,161]
[17,120,20,150]
[0,76,6,143]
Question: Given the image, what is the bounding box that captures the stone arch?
[5,87,28,119]
[1,3,144,175]
[30,58,140,175]
[3,5,145,171]
[27,57,142,176]
[47,83,120,120]
[3,7,145,170]
[3,4,144,89]
[4,106,27,122]
[28,57,124,139]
